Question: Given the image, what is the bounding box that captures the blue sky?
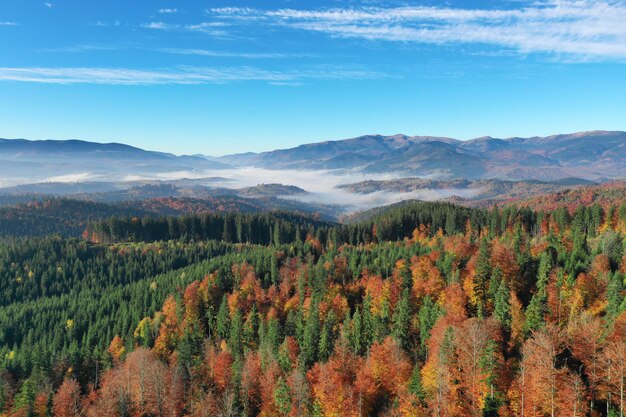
[1,0,625,155]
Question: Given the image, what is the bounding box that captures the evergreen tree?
[216,295,230,341]
[493,278,511,329]
[607,271,626,321]
[350,307,363,355]
[408,363,425,402]
[418,296,443,359]
[229,310,244,357]
[318,311,336,363]
[525,251,552,334]
[13,378,36,417]
[361,296,375,352]
[474,238,492,318]
[274,376,292,417]
[391,289,411,350]
[301,302,320,367]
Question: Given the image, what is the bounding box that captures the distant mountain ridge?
[218,130,626,180]
[1,131,625,187]
[0,138,229,187]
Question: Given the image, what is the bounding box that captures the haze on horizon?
[1,0,625,155]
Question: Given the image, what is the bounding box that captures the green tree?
[493,278,511,329]
[474,238,492,318]
[274,376,291,417]
[216,295,230,341]
[525,252,552,334]
[408,363,425,402]
[391,288,411,349]
[418,296,443,359]
[229,310,244,357]
[13,378,36,417]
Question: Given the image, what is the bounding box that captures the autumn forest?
[0,198,624,417]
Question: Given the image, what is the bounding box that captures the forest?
[0,200,625,417]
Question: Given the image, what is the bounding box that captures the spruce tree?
[493,278,511,329]
[216,295,230,340]
[392,289,411,350]
[229,310,243,357]
[474,238,492,318]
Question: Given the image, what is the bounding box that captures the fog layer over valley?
[1,131,624,216]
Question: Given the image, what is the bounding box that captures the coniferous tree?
[391,289,411,350]
[229,310,244,357]
[216,295,231,341]
[301,301,320,367]
[525,252,552,334]
[493,278,511,329]
[474,238,492,318]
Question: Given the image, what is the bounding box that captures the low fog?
[0,166,482,213]
[130,167,480,212]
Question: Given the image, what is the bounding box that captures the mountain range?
[0,138,227,187]
[0,131,624,215]
[1,131,625,186]
[218,130,626,180]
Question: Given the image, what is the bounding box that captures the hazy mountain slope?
[0,138,230,186]
[364,141,488,178]
[219,134,460,169]
[340,177,597,207]
[218,130,626,180]
[1,131,625,187]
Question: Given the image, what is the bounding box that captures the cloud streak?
[160,48,315,59]
[207,1,626,60]
[141,21,229,36]
[0,66,383,85]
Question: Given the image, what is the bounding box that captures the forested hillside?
[512,181,626,213]
[0,200,625,416]
[0,197,338,239]
[0,199,151,238]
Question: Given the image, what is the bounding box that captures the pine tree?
[606,271,625,321]
[350,307,363,355]
[525,252,552,334]
[474,238,492,318]
[418,296,443,359]
[493,278,511,328]
[216,295,230,341]
[408,363,425,402]
[392,288,411,350]
[274,377,292,417]
[361,296,375,352]
[229,310,243,357]
[13,378,36,417]
[318,311,336,363]
[400,260,412,290]
[265,317,281,353]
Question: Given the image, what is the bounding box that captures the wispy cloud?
[0,66,384,85]
[161,48,315,59]
[94,20,120,27]
[0,22,18,26]
[141,21,229,36]
[207,1,626,60]
[142,21,170,30]
[42,44,125,53]
[44,2,53,8]
[158,8,177,14]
